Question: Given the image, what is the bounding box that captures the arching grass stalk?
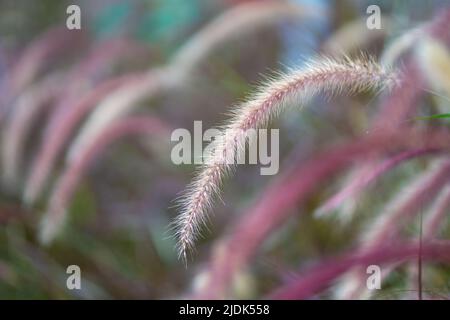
[175,56,398,261]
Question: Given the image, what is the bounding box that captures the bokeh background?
[0,0,450,299]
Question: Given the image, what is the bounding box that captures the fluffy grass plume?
[175,55,399,261]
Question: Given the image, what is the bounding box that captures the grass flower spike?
[175,56,398,260]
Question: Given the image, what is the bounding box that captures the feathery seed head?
[174,55,398,262]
